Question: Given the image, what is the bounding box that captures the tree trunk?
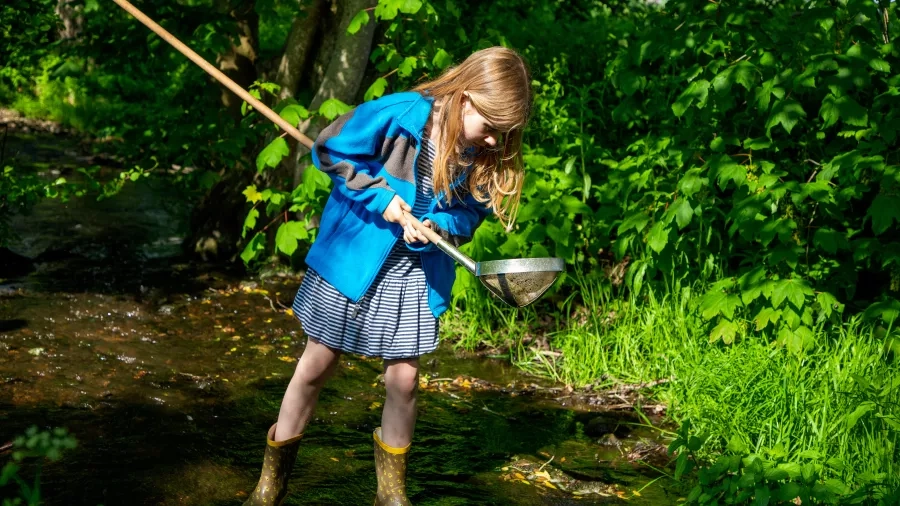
[274,0,326,101]
[290,0,378,188]
[185,0,377,263]
[55,0,83,40]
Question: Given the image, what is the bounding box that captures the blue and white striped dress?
[292,135,439,359]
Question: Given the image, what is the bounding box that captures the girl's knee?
[384,361,419,399]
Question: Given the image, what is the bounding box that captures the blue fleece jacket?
[305,91,492,317]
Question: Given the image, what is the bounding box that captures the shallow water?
[0,129,681,505]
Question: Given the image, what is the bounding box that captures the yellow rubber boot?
[243,424,303,506]
[373,427,413,506]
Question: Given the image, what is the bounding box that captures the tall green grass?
[443,274,900,494]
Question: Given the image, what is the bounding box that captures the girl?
[244,46,532,506]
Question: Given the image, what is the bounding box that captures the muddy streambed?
[0,125,681,505]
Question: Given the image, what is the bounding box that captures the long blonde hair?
[413,47,532,229]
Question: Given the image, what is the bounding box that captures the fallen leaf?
[231,335,242,341]
[514,472,525,480]
[330,457,339,462]
[278,356,296,363]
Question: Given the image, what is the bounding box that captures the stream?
[0,120,682,505]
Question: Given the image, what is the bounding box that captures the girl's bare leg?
[273,338,342,441]
[381,358,420,447]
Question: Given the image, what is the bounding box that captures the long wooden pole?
[111,0,315,150]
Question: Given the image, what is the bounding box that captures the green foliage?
[1,426,77,506]
[670,419,899,505]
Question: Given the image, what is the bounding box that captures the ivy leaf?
[275,221,308,256]
[364,77,388,102]
[398,56,417,77]
[318,98,352,120]
[432,49,453,70]
[256,138,289,173]
[672,79,710,117]
[866,194,900,235]
[647,221,669,253]
[346,9,370,35]
[766,99,806,134]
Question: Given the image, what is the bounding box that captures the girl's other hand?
[382,195,412,224]
[402,219,434,245]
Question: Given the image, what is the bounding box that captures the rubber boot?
[373,427,413,506]
[243,424,303,506]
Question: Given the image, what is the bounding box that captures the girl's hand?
[382,195,412,224]
[402,219,435,245]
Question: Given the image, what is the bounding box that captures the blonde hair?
[413,47,532,229]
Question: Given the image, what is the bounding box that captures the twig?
[0,441,12,453]
[537,454,555,472]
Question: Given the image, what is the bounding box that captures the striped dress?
[291,134,439,359]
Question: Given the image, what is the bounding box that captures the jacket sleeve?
[311,100,397,215]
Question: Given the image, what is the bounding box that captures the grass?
[442,272,900,496]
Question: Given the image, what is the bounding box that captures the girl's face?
[461,95,501,149]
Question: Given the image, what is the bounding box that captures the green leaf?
[755,306,780,331]
[709,154,746,189]
[399,0,423,14]
[766,99,806,134]
[726,435,748,454]
[870,58,891,73]
[671,198,694,229]
[240,233,266,265]
[710,320,738,344]
[398,56,418,77]
[256,137,290,173]
[700,290,741,320]
[771,278,812,309]
[672,79,710,117]
[346,9,370,35]
[432,49,453,70]
[364,78,388,102]
[318,98,353,120]
[242,208,259,238]
[819,94,868,128]
[678,168,708,197]
[560,195,591,215]
[867,194,900,235]
[374,0,402,19]
[279,104,309,126]
[813,227,840,254]
[618,212,650,234]
[275,221,308,256]
[647,221,669,253]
